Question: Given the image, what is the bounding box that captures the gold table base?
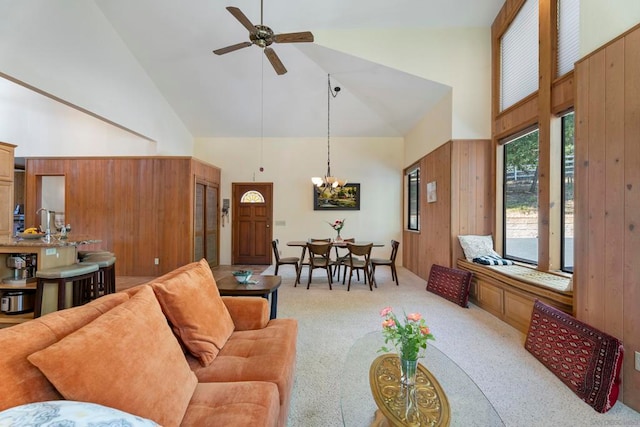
[369,354,451,427]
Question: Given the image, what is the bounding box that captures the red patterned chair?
[525,300,624,413]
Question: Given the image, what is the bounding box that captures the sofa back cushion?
[149,259,235,366]
[28,286,197,427]
[0,292,129,411]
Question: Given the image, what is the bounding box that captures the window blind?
[500,0,539,111]
[557,0,580,77]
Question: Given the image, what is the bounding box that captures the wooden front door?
[232,183,272,265]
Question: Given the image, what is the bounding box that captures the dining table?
[286,240,384,285]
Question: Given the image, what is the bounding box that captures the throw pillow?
[27,286,197,427]
[458,235,500,261]
[0,401,158,426]
[426,264,472,308]
[525,300,624,413]
[150,259,235,366]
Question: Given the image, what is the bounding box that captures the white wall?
[0,78,156,157]
[0,0,192,155]
[404,92,453,167]
[580,0,640,57]
[315,27,492,152]
[194,137,404,265]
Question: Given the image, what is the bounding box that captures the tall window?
[561,112,574,272]
[407,167,420,231]
[557,0,580,77]
[500,0,539,110]
[503,129,539,264]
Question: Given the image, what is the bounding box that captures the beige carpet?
[265,265,640,427]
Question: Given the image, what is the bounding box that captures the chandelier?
[311,74,347,190]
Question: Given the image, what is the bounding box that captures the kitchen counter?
[0,235,101,247]
[0,236,103,325]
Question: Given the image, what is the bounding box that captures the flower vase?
[400,357,418,386]
[335,231,343,242]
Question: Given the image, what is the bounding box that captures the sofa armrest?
[222,297,270,330]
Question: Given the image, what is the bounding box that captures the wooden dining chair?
[271,239,300,276]
[306,241,334,290]
[344,243,374,291]
[333,238,355,281]
[371,240,400,286]
[296,238,332,285]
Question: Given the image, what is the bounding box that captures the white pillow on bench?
[458,235,500,261]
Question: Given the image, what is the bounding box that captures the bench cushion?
[524,300,623,413]
[426,264,472,308]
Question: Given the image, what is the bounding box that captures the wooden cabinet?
[25,157,220,276]
[0,143,16,238]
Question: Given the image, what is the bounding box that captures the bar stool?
[81,255,116,298]
[34,263,100,318]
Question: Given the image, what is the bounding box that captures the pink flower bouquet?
[379,306,435,361]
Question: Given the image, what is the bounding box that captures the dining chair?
[296,238,333,285]
[344,243,374,291]
[371,240,400,286]
[306,241,334,290]
[271,239,300,277]
[333,238,355,281]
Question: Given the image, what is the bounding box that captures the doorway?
[231,183,273,265]
[194,181,219,267]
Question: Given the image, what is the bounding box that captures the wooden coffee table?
[216,275,281,320]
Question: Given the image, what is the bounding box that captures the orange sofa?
[0,259,297,427]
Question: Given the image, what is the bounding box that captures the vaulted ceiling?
[94,0,503,138]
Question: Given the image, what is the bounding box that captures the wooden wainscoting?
[459,259,573,334]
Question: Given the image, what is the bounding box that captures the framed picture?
[314,183,360,211]
[427,181,437,203]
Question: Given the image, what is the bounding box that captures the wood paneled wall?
[25,157,220,276]
[574,24,640,409]
[403,140,492,280]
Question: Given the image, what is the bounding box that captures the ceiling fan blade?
[226,7,256,33]
[273,31,314,44]
[264,47,287,75]
[213,41,252,55]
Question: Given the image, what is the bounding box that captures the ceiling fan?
[213,0,314,75]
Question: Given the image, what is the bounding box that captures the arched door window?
[240,190,265,203]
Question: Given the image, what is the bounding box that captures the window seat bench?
[456,259,573,333]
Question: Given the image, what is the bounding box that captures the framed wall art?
[313,183,360,211]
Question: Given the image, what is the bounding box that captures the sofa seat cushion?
[0,292,130,411]
[150,259,235,367]
[191,319,297,419]
[181,382,279,427]
[525,300,624,413]
[28,286,198,427]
